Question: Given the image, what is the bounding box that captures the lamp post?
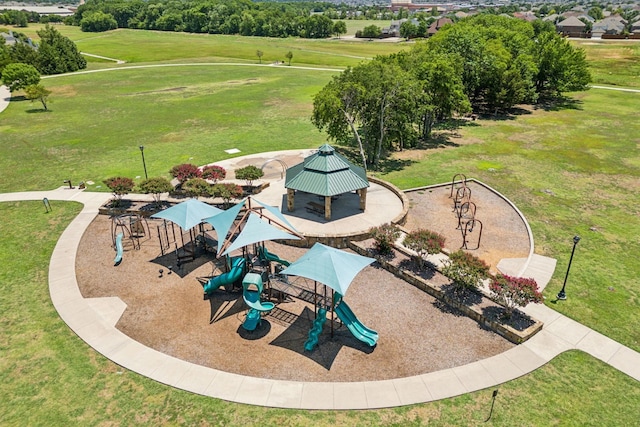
[557,235,581,300]
[139,145,148,180]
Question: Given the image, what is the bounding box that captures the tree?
[361,24,381,40]
[170,163,202,184]
[369,223,400,255]
[212,183,243,208]
[201,165,226,183]
[332,20,347,39]
[403,229,445,268]
[137,177,173,208]
[182,178,212,199]
[24,84,51,111]
[533,31,591,95]
[234,165,263,187]
[1,63,40,92]
[285,51,293,66]
[36,25,87,75]
[256,49,263,64]
[103,177,135,207]
[441,250,491,295]
[399,21,418,40]
[80,11,118,32]
[490,274,543,319]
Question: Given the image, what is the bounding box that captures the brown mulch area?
[76,182,527,382]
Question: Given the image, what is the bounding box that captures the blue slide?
[203,257,245,295]
[113,232,124,266]
[242,273,275,331]
[334,300,378,347]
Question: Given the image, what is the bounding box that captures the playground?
[74,166,531,383]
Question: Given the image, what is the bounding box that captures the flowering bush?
[212,183,243,208]
[170,163,202,184]
[103,176,134,206]
[201,165,226,183]
[441,249,491,294]
[490,274,543,319]
[403,229,446,268]
[369,223,400,255]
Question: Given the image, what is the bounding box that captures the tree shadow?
[8,95,26,102]
[481,306,536,332]
[397,258,437,280]
[26,109,51,114]
[535,95,583,112]
[206,290,245,323]
[440,283,483,306]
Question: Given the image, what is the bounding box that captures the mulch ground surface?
[76,181,527,382]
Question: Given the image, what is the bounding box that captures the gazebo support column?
[287,188,295,212]
[324,196,332,220]
[358,188,367,211]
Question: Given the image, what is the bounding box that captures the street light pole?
[139,145,148,180]
[557,235,581,300]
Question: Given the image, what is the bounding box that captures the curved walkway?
[1,187,638,409]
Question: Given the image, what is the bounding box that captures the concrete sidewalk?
[0,85,10,113]
[1,189,638,409]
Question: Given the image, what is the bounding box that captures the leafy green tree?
[533,31,591,95]
[80,11,118,32]
[332,20,347,39]
[212,183,243,208]
[1,62,40,92]
[182,178,212,199]
[285,51,293,66]
[137,177,173,207]
[36,24,87,75]
[234,165,263,187]
[589,6,604,20]
[369,223,400,255]
[24,84,51,111]
[9,41,39,68]
[361,24,381,39]
[399,21,418,40]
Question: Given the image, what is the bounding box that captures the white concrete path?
[0,85,10,113]
[1,188,638,409]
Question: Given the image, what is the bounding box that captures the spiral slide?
[334,300,378,347]
[304,307,328,351]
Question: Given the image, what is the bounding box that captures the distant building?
[556,16,587,36]
[0,5,75,17]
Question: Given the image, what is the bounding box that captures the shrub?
[182,178,212,199]
[490,274,543,319]
[201,165,226,183]
[170,163,201,184]
[212,183,243,208]
[137,177,173,207]
[441,249,491,294]
[403,229,446,268]
[103,176,134,206]
[369,223,400,255]
[234,165,263,187]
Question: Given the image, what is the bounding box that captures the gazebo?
[284,144,369,220]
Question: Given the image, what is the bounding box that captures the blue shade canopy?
[151,199,223,231]
[203,200,245,253]
[280,243,374,296]
[221,213,300,256]
[251,198,296,231]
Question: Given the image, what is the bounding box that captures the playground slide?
[203,258,245,295]
[113,233,124,266]
[259,246,290,267]
[242,272,274,331]
[334,301,379,347]
[242,287,275,313]
[304,307,328,351]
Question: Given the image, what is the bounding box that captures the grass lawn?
[1,26,639,425]
[573,40,640,88]
[1,201,639,425]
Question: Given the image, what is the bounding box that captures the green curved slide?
[203,257,245,295]
[258,246,290,267]
[113,233,124,266]
[242,272,275,331]
[334,299,378,347]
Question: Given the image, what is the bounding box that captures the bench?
[306,201,325,216]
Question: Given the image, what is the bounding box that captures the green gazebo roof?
[285,144,369,197]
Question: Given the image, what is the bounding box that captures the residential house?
[427,17,453,37]
[556,16,587,36]
[592,17,626,38]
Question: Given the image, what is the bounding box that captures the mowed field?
[1,25,639,425]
